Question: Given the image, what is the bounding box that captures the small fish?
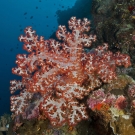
[24,12,27,15]
[10,48,13,52]
[30,16,33,19]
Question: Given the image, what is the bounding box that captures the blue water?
[0,0,81,116]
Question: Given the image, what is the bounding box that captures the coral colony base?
[10,17,131,129]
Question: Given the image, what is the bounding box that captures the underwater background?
[1,0,135,135]
[0,0,92,116]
